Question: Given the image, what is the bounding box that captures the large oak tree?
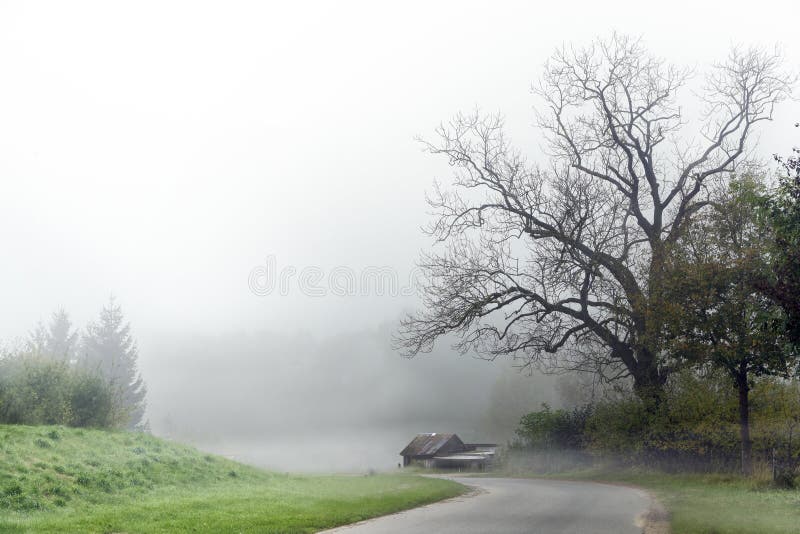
[397,35,791,404]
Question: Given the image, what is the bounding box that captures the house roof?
[400,433,463,457]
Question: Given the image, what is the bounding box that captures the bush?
[584,395,650,455]
[68,372,116,428]
[510,370,800,478]
[515,403,590,450]
[578,373,746,471]
[0,353,120,429]
[0,357,73,425]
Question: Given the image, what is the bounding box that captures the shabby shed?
[400,433,496,470]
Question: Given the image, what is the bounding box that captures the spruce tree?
[81,297,147,429]
[27,308,78,362]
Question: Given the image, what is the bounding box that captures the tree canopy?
[397,35,792,404]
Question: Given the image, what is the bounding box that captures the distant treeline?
[0,298,146,430]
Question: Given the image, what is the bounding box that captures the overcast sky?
[1,0,798,343]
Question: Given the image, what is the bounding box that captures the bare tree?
[397,35,791,404]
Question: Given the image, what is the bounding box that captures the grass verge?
[0,424,466,533]
[501,467,800,534]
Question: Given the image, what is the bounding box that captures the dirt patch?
[638,496,670,534]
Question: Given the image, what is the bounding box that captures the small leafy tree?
[664,176,798,475]
[762,123,800,344]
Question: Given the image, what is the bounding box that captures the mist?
[138,325,565,471]
[2,0,799,475]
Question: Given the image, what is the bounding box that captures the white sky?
[0,0,798,342]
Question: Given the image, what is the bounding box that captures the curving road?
[325,477,650,534]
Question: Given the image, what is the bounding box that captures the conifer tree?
[81,297,147,429]
[27,308,78,362]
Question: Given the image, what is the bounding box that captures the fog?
[1,1,798,472]
[137,324,566,470]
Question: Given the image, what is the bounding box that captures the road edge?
[457,473,671,534]
[639,493,671,534]
[319,478,481,532]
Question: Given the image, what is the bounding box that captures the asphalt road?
[325,477,650,534]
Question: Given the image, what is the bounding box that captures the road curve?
[325,477,650,534]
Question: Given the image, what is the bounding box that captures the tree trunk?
[738,374,753,476]
[630,348,666,412]
[636,243,668,410]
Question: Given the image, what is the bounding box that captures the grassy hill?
[0,424,465,533]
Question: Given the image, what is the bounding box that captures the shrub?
[515,403,590,450]
[0,353,119,429]
[583,395,650,455]
[68,372,117,428]
[0,357,73,425]
[511,370,800,478]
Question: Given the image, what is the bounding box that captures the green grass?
[0,424,466,533]
[503,466,800,534]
